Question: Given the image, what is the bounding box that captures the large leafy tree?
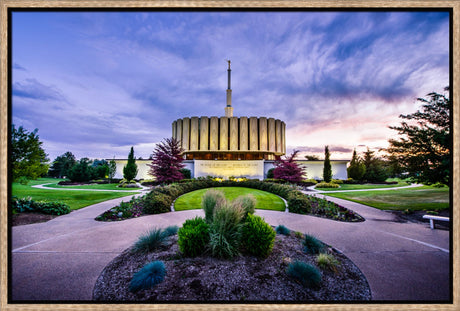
[123,147,138,181]
[11,125,49,180]
[67,158,96,182]
[322,146,332,182]
[387,87,450,184]
[273,150,305,182]
[347,148,366,181]
[148,138,185,183]
[48,151,76,178]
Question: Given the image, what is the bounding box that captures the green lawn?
[174,187,286,212]
[11,178,141,210]
[316,180,411,191]
[42,181,141,190]
[324,186,450,211]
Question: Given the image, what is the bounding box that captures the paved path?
[11,193,450,302]
[306,183,423,193]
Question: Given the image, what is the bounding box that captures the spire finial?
[227,59,231,70]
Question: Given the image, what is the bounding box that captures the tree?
[123,147,138,181]
[108,158,117,183]
[323,146,332,182]
[305,155,320,161]
[11,125,49,180]
[387,87,450,184]
[347,149,366,181]
[92,159,109,179]
[273,150,305,182]
[48,151,76,178]
[148,138,185,183]
[68,158,96,182]
[362,148,389,183]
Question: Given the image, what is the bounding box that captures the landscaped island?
[93,188,371,301]
[95,179,364,222]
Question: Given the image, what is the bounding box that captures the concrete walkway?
[11,193,450,302]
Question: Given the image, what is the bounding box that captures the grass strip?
[324,186,449,211]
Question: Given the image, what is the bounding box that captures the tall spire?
[225,60,233,117]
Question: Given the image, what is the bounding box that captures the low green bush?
[11,197,71,215]
[286,261,322,288]
[129,261,166,293]
[178,217,210,257]
[287,191,312,214]
[241,214,276,258]
[303,234,325,255]
[316,182,340,188]
[331,179,344,184]
[143,192,173,214]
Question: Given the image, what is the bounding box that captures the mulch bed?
[93,232,371,302]
[11,212,58,226]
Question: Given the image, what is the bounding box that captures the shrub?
[11,197,71,215]
[201,189,226,223]
[208,203,244,258]
[287,191,312,214]
[241,214,276,258]
[129,261,166,293]
[143,192,173,214]
[286,261,322,288]
[266,168,275,179]
[18,176,29,185]
[331,179,344,184]
[179,168,191,179]
[132,228,169,254]
[303,234,324,255]
[178,217,210,257]
[316,182,340,189]
[304,179,318,184]
[316,253,340,273]
[275,225,291,236]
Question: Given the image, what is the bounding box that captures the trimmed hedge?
[12,197,71,215]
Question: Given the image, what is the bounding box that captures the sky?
[11,10,450,161]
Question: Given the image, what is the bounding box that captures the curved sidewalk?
[11,194,450,302]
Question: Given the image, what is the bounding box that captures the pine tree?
[323,146,332,182]
[123,147,138,181]
[148,138,185,183]
[273,150,305,182]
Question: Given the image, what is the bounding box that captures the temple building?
[112,61,349,180]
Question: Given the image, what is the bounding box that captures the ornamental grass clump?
[177,217,210,257]
[132,228,169,254]
[231,194,256,220]
[162,225,179,237]
[129,261,166,293]
[275,225,291,236]
[316,253,340,273]
[241,214,276,258]
[303,234,324,255]
[208,201,244,259]
[286,260,322,288]
[202,189,226,223]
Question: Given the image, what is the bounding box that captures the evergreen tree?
[362,148,389,183]
[11,125,49,180]
[108,158,117,183]
[148,138,185,183]
[123,147,138,181]
[347,149,366,181]
[323,146,332,182]
[387,87,450,184]
[48,151,76,178]
[68,158,96,182]
[273,150,305,182]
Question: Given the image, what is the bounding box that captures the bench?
[422,215,449,229]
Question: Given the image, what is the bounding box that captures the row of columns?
[172,117,286,154]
